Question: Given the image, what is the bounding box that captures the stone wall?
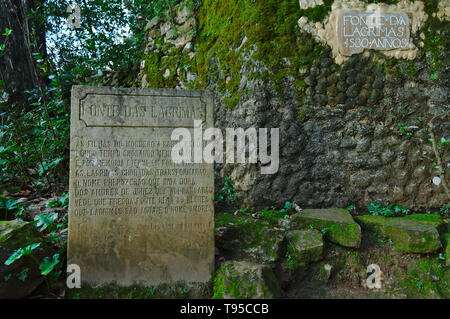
[137,0,449,211]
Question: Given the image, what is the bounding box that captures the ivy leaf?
[17,267,29,281]
[3,28,12,36]
[33,213,58,231]
[4,243,41,265]
[39,254,60,276]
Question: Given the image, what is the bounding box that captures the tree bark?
[0,0,47,105]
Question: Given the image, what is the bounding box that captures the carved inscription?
[338,10,410,56]
[68,86,214,286]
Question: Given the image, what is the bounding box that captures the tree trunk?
[0,0,47,105]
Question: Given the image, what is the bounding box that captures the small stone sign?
[338,10,410,56]
[68,86,214,286]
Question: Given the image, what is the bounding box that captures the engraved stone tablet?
[337,10,410,56]
[68,86,214,286]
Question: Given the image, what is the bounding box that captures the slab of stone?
[291,208,361,248]
[337,10,410,56]
[69,86,214,286]
[285,229,323,264]
[213,261,281,299]
[217,216,284,265]
[0,220,55,298]
[355,215,442,254]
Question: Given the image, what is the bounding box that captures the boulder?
[285,229,323,264]
[291,208,361,248]
[0,220,55,298]
[355,215,442,253]
[213,261,281,299]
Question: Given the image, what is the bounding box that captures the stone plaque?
[68,86,214,286]
[337,10,410,56]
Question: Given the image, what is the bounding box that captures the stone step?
[285,229,323,265]
[291,208,361,248]
[354,215,443,254]
[213,261,281,299]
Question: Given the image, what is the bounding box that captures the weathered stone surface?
[213,261,281,299]
[299,0,323,10]
[292,208,361,248]
[337,11,410,57]
[138,1,448,212]
[285,229,323,264]
[69,86,214,286]
[0,220,55,298]
[297,0,427,64]
[355,215,442,253]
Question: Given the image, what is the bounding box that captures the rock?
[217,217,284,264]
[174,34,193,49]
[176,4,193,24]
[160,21,172,36]
[291,208,361,248]
[164,28,178,41]
[313,263,333,283]
[0,220,55,298]
[355,215,442,253]
[285,229,323,264]
[182,42,193,53]
[213,261,281,299]
[163,69,171,78]
[145,16,160,31]
[178,17,197,34]
[148,28,161,39]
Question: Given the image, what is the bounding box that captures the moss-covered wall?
[137,0,449,211]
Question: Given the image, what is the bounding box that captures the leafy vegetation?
[368,202,410,217]
[215,176,238,204]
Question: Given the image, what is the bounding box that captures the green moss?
[298,0,332,22]
[396,258,449,298]
[67,281,211,299]
[292,209,361,248]
[194,0,327,109]
[0,220,40,248]
[213,261,279,298]
[423,0,450,72]
[355,215,442,253]
[213,264,257,299]
[285,229,323,265]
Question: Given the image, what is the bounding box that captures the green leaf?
[39,254,60,276]
[33,213,58,231]
[17,267,29,281]
[4,243,41,266]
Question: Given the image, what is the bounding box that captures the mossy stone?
[355,215,442,254]
[213,261,281,299]
[67,281,211,299]
[291,208,361,248]
[285,229,323,264]
[216,213,284,264]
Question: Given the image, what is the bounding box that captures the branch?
[428,114,450,201]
